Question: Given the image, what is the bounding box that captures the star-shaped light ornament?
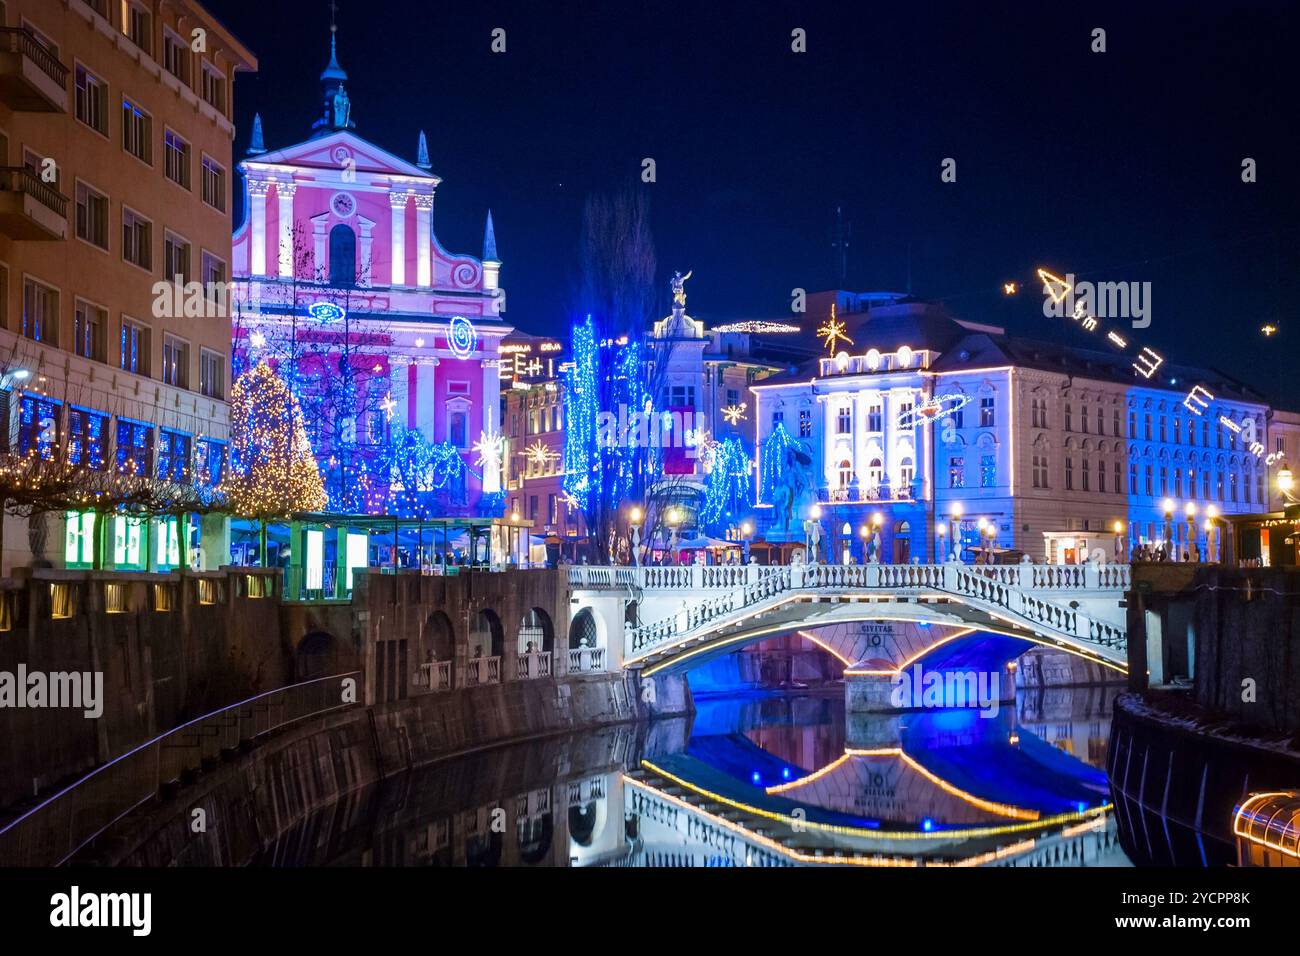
[473,429,505,472]
[722,402,748,425]
[817,304,854,354]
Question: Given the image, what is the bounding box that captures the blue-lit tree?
[761,422,814,535]
[562,187,668,561]
[700,437,752,532]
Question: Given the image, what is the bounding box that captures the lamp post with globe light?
[1184,502,1196,562]
[936,521,948,563]
[1162,498,1175,555]
[1113,520,1126,562]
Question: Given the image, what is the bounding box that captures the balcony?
[0,28,69,113]
[0,167,68,240]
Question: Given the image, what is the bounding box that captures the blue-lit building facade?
[750,296,1293,564]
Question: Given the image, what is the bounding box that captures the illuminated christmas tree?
[224,363,327,532]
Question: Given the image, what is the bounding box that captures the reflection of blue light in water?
[1077,801,1088,813]
[782,767,791,780]
[922,818,934,832]
[751,771,761,785]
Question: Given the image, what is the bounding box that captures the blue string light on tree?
[562,315,600,511]
[448,315,477,359]
[701,437,752,530]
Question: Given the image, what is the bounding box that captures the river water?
[252,684,1131,867]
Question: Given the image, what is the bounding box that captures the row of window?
[11,393,225,485]
[1032,450,1266,506]
[1048,399,1265,453]
[73,66,227,210]
[17,274,225,398]
[947,455,998,489]
[66,1,228,113]
[792,396,999,437]
[73,172,228,285]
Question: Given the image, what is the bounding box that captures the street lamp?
[1278,466,1296,503]
[859,524,870,563]
[1162,498,1175,555]
[629,506,644,567]
[1113,520,1126,562]
[936,521,948,563]
[740,519,753,564]
[1184,502,1196,562]
[871,512,884,564]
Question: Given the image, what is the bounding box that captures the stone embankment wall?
[79,669,691,866]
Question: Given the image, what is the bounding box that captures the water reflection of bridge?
[242,687,1128,868]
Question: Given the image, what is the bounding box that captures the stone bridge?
[567,562,1130,677]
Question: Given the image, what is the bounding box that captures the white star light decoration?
[473,429,505,472]
[379,392,397,422]
[521,439,558,467]
[722,402,748,425]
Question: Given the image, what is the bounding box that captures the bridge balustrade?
[621,561,1129,661]
[570,561,1130,594]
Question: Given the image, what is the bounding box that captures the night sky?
[205,0,1299,404]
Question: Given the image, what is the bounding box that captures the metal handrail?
[0,671,360,867]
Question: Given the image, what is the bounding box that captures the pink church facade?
[231,30,510,516]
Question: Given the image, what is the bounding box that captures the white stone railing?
[569,647,606,672]
[570,561,1130,594]
[516,651,552,679]
[466,655,501,686]
[414,660,453,691]
[623,562,1128,661]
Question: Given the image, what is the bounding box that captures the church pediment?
[244,131,439,184]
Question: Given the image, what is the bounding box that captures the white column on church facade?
[481,357,501,493]
[276,182,297,278]
[414,193,434,288]
[389,192,408,286]
[249,180,270,276]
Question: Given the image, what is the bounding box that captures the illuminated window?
[979,397,995,428]
[981,454,996,488]
[121,97,152,164]
[948,456,965,489]
[836,406,851,434]
[73,300,107,362]
[120,319,149,375]
[67,407,108,470]
[18,395,60,460]
[116,419,153,476]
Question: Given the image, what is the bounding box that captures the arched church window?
[329,223,357,287]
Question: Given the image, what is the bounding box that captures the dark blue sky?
[206,0,1299,405]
